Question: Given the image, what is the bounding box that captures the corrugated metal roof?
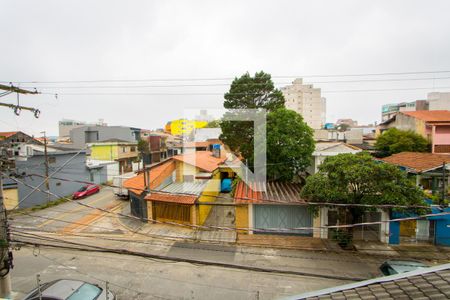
[234,181,305,204]
[160,181,208,196]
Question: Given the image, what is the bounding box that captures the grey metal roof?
[159,181,208,196]
[283,263,450,300]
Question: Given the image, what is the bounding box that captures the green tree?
[204,119,221,128]
[301,152,425,242]
[265,108,315,181]
[375,128,429,157]
[220,71,285,161]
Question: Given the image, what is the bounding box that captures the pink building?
[378,110,450,154]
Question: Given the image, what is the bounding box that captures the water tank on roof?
[221,178,232,193]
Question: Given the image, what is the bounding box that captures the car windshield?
[78,186,88,192]
[66,283,102,300]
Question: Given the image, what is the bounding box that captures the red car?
[72,184,100,199]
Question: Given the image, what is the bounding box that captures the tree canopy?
[265,108,315,181]
[375,128,429,157]
[301,152,424,208]
[220,71,285,161]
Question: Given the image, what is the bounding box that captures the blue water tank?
[221,178,232,193]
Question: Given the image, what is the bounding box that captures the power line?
[25,172,431,209]
[11,232,367,282]
[16,75,450,89]
[31,85,450,96]
[4,70,450,84]
[6,173,447,234]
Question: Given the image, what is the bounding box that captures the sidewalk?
[237,234,339,251]
[353,241,450,261]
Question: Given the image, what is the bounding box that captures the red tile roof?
[172,151,226,172]
[144,192,197,204]
[234,181,305,204]
[0,132,18,141]
[123,160,176,195]
[401,110,450,122]
[379,152,450,173]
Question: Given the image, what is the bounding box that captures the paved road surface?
[10,187,125,234]
[11,247,347,300]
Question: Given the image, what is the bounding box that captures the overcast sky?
[1,0,450,136]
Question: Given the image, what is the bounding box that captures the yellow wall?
[197,171,221,225]
[90,144,118,161]
[235,205,249,234]
[4,188,18,210]
[175,161,199,182]
[169,119,208,136]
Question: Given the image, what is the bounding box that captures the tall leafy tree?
[265,108,315,181]
[220,71,285,161]
[375,128,429,157]
[301,152,425,241]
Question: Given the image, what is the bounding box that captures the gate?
[130,194,148,220]
[254,205,313,235]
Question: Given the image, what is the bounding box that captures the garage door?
[254,205,313,235]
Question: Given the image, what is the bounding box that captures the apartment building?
[281,78,326,129]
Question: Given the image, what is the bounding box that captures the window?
[122,147,126,153]
[130,146,136,152]
[67,283,102,300]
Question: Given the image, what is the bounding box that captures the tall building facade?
[428,92,450,110]
[281,78,326,129]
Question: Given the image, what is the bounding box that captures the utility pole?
[0,147,13,298]
[0,83,40,298]
[41,131,50,203]
[0,84,41,118]
[442,162,447,206]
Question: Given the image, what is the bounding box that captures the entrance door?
[254,205,313,236]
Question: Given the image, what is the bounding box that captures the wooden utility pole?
[41,131,50,203]
[0,148,13,298]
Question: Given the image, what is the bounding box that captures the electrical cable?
[25,173,431,209]
[11,233,367,282]
[4,70,450,84]
[6,173,448,234]
[34,85,450,96]
[16,75,450,89]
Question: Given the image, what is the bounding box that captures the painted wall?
[433,126,450,145]
[429,206,450,246]
[197,171,221,225]
[169,119,208,136]
[3,188,18,210]
[90,144,118,161]
[235,205,249,234]
[14,152,97,208]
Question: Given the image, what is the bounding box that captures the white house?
[307,142,362,175]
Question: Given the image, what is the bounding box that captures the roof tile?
[378,152,450,173]
[172,151,226,172]
[123,160,176,195]
[402,110,450,122]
